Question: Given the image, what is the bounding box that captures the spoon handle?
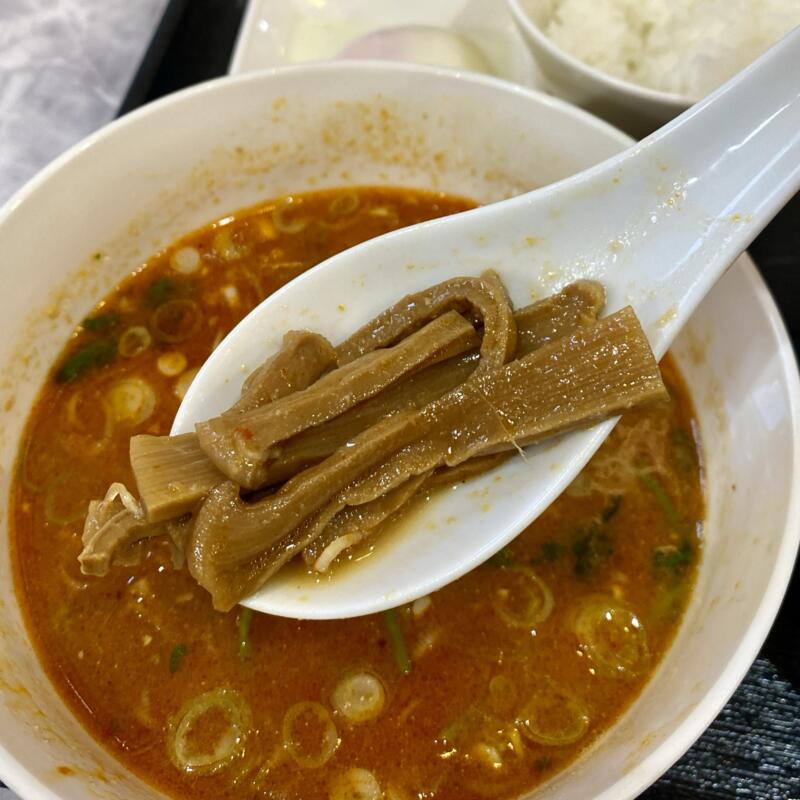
[546,27,800,357]
[643,25,800,262]
[641,26,800,354]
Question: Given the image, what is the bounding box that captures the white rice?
[536,0,800,98]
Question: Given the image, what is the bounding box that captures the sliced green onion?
[157,351,187,377]
[271,261,306,281]
[411,595,432,617]
[487,547,514,567]
[330,669,386,723]
[213,228,251,261]
[439,717,464,743]
[538,540,565,563]
[167,688,251,774]
[119,325,152,358]
[173,366,199,400]
[368,206,400,227]
[382,608,411,675]
[491,567,554,629]
[169,643,187,673]
[171,246,201,273]
[488,674,517,715]
[329,767,382,800]
[653,540,693,576]
[282,701,339,768]
[517,677,590,746]
[108,377,156,426]
[329,192,360,217]
[600,494,622,522]
[19,436,49,493]
[82,312,119,332]
[150,298,200,343]
[573,596,649,678]
[272,197,308,234]
[652,580,690,621]
[321,191,361,230]
[55,340,116,383]
[145,276,177,308]
[64,391,112,448]
[572,524,613,578]
[671,428,697,474]
[237,607,253,659]
[638,472,684,532]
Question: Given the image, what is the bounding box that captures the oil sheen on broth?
[11,187,703,800]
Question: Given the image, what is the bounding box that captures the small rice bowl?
[534,0,800,98]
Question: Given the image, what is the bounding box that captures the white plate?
[229,0,548,87]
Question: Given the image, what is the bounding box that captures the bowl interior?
[0,63,796,800]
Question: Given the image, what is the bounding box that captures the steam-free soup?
[11,187,703,800]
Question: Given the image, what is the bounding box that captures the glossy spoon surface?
[175,29,800,618]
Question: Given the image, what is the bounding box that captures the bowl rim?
[505,0,696,107]
[0,59,631,229]
[0,59,798,800]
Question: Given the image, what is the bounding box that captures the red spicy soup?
[11,186,703,800]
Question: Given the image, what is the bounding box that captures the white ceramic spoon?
[174,29,800,619]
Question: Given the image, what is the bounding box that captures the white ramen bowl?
[506,0,691,137]
[0,62,797,800]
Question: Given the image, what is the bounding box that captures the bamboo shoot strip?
[513,280,605,356]
[233,330,336,413]
[132,329,335,522]
[334,270,517,371]
[130,282,606,522]
[131,433,224,524]
[196,311,480,488]
[189,307,665,610]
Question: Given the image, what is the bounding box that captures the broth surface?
[11,187,703,800]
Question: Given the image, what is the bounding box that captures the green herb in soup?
[11,187,703,800]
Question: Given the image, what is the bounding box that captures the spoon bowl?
[176,30,800,618]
